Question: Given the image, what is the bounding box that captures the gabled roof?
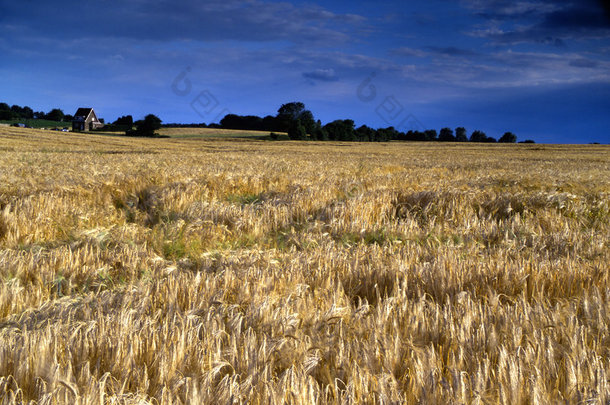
[74,108,94,118]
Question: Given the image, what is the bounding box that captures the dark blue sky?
[1,0,609,143]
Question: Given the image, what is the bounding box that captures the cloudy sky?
[1,0,609,143]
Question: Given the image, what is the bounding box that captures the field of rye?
[0,127,608,404]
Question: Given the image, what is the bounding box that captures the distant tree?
[324,119,355,141]
[276,102,315,135]
[287,120,307,140]
[262,115,279,132]
[356,125,375,142]
[244,115,263,130]
[277,102,304,132]
[277,102,305,121]
[114,115,134,126]
[0,110,13,120]
[407,130,426,141]
[470,130,488,143]
[10,105,23,117]
[21,106,34,119]
[299,110,316,135]
[313,127,329,141]
[483,136,497,143]
[220,114,243,129]
[64,114,74,122]
[140,114,162,136]
[0,104,34,119]
[498,132,517,143]
[455,127,468,142]
[33,111,46,119]
[220,114,266,131]
[382,127,400,142]
[46,108,65,122]
[127,114,162,137]
[424,129,438,141]
[404,130,417,141]
[519,139,536,144]
[439,127,456,142]
[376,127,398,142]
[107,115,133,132]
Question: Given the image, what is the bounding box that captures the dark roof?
[74,107,93,118]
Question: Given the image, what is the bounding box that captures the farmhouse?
[72,108,103,131]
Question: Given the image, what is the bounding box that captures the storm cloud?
[1,0,609,143]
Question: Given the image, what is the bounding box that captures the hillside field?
[0,127,608,404]
[89,127,279,140]
[0,120,71,130]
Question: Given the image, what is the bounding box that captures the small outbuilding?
[72,108,103,131]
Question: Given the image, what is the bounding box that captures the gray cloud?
[569,58,600,68]
[426,46,480,57]
[392,46,480,59]
[394,47,610,90]
[0,0,366,45]
[391,47,428,58]
[303,68,339,82]
[461,0,562,18]
[464,0,610,44]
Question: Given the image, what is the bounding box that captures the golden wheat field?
[0,126,608,404]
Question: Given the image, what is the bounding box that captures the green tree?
[46,108,65,122]
[127,114,162,137]
[470,130,488,143]
[439,127,456,142]
[115,115,134,126]
[276,102,315,135]
[0,110,14,120]
[287,120,307,140]
[324,120,355,141]
[299,110,316,135]
[313,127,329,141]
[277,102,305,120]
[21,106,34,119]
[424,129,438,141]
[10,105,23,117]
[355,125,375,142]
[455,127,468,142]
[499,132,517,143]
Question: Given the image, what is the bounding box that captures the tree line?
[215,102,532,143]
[0,103,78,122]
[3,100,534,143]
[104,114,164,137]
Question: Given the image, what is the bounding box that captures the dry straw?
[0,127,608,403]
